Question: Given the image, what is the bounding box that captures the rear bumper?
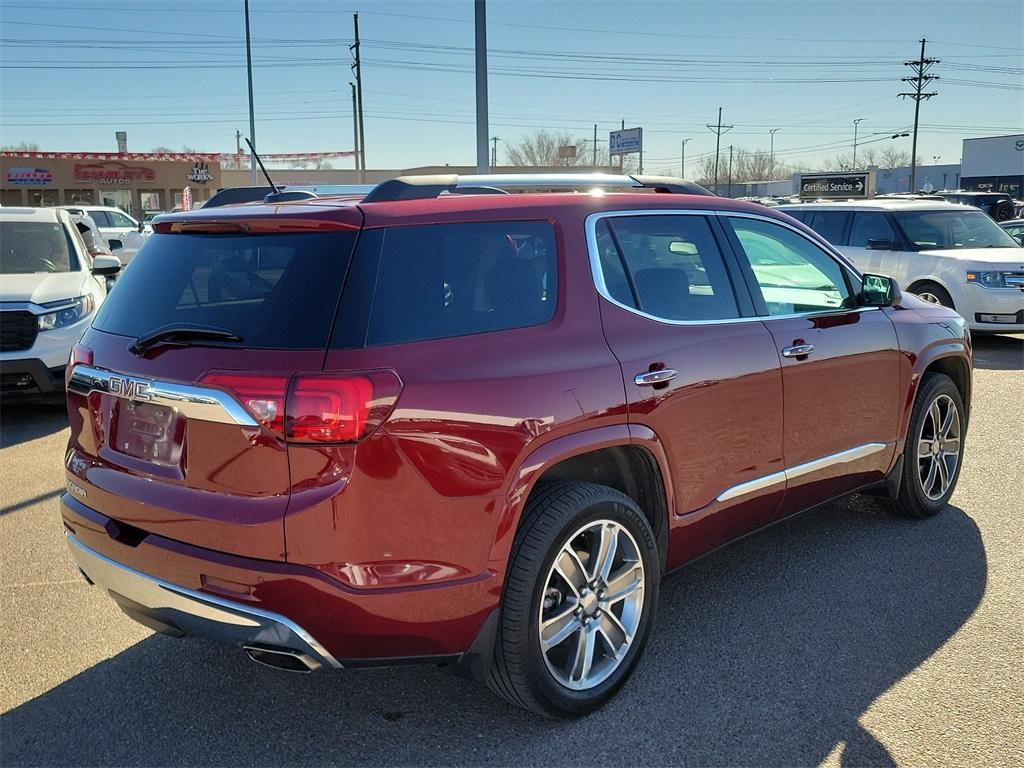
[67,532,340,671]
[60,493,498,663]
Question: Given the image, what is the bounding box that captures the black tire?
[912,281,954,309]
[889,372,965,518]
[487,481,660,717]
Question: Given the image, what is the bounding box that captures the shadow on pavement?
[971,333,1023,371]
[0,402,68,449]
[1,495,985,767]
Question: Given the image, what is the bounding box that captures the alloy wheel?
[917,393,961,500]
[537,519,645,691]
[916,291,943,305]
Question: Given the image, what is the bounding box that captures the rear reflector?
[200,370,401,443]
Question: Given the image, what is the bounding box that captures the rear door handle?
[634,369,677,386]
[781,344,814,358]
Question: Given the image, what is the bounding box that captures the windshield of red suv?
[92,231,357,348]
[893,209,1020,250]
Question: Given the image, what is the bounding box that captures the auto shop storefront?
[0,151,221,215]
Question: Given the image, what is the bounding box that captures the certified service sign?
[799,172,872,199]
[6,167,53,186]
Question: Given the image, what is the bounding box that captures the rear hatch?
[65,205,361,560]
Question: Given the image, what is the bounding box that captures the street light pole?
[769,128,780,178]
[244,0,257,184]
[680,138,692,178]
[852,118,865,169]
[474,0,489,173]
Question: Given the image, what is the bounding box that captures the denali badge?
[67,480,87,500]
[108,376,152,401]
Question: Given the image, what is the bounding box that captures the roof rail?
[360,173,712,203]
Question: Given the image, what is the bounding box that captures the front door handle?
[781,343,815,358]
[634,369,677,386]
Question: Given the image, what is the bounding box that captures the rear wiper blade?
[129,323,242,355]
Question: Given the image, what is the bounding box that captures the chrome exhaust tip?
[244,645,319,673]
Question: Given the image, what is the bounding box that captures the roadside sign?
[609,127,642,157]
[182,186,192,211]
[798,171,873,199]
[558,145,577,160]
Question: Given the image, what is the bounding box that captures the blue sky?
[1,0,1021,174]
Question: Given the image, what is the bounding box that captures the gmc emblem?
[108,376,152,401]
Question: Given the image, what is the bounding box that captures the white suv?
[0,207,120,400]
[780,200,1024,332]
[57,205,149,264]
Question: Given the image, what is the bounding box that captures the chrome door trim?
[715,470,787,502]
[584,209,872,327]
[714,442,889,503]
[67,364,258,427]
[785,442,888,480]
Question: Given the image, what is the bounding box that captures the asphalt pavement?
[1,334,1022,767]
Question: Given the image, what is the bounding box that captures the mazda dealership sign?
[798,171,874,199]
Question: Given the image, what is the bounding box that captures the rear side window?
[93,231,357,348]
[596,215,739,322]
[88,211,111,226]
[805,211,851,245]
[365,221,556,346]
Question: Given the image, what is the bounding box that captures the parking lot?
[0,334,1018,767]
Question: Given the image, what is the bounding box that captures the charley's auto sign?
[74,161,156,184]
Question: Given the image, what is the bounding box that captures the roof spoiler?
[361,173,713,203]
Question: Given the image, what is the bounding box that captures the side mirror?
[866,239,896,251]
[91,254,122,277]
[138,221,145,233]
[860,273,901,307]
[108,239,123,251]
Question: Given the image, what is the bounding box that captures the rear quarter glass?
[92,231,358,349]
[346,220,558,347]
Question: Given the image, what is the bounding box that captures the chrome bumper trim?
[66,533,341,670]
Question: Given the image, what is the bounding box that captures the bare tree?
[504,129,623,168]
[820,147,914,170]
[1,142,40,152]
[694,147,792,187]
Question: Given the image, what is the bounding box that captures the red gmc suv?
[62,174,971,717]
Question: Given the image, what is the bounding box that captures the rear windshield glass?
[366,221,557,346]
[93,231,356,348]
[0,221,79,274]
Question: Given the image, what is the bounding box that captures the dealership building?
[0,151,222,214]
[960,134,1024,198]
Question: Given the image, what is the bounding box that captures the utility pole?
[852,118,865,168]
[490,136,501,167]
[727,145,734,198]
[350,82,360,174]
[235,129,242,156]
[899,37,939,192]
[769,128,780,178]
[350,13,366,182]
[593,124,598,166]
[706,107,733,194]
[680,138,692,178]
[474,0,489,173]
[244,0,257,184]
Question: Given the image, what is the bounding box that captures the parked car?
[999,218,1024,245]
[780,199,1023,332]
[57,205,148,264]
[62,174,971,717]
[0,207,120,400]
[933,191,1016,222]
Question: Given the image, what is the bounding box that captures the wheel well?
[923,355,971,425]
[533,446,669,566]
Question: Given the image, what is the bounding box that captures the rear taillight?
[66,343,94,387]
[200,373,289,435]
[200,370,401,443]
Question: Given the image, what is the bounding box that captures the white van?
[780,200,1024,332]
